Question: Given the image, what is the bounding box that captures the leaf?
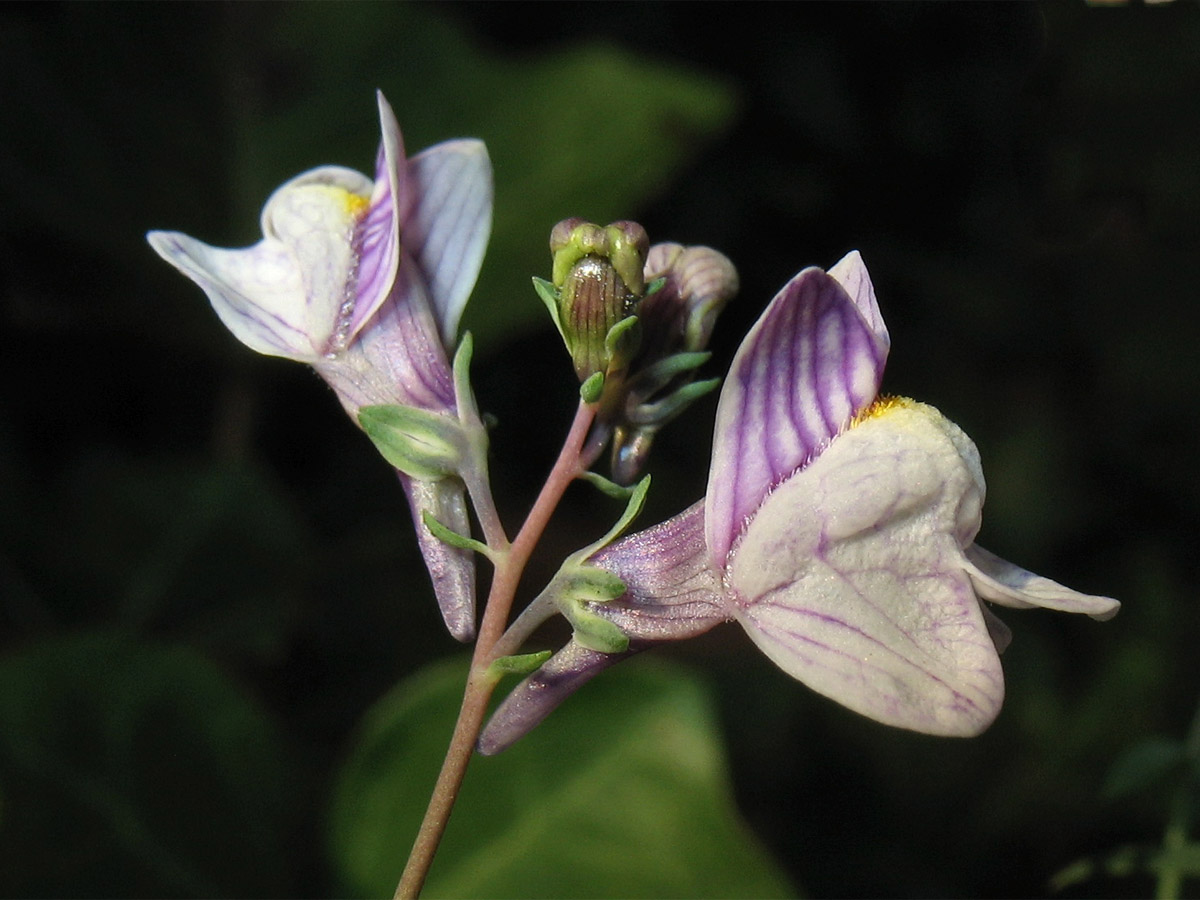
[35,456,310,663]
[1102,736,1189,802]
[329,657,795,899]
[0,632,301,897]
[579,474,652,559]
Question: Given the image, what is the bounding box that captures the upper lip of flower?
[146,91,492,374]
[146,91,406,363]
[705,250,890,571]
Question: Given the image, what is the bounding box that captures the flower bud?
[638,243,738,363]
[607,244,739,483]
[548,219,650,381]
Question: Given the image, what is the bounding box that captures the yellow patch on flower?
[343,191,370,217]
[851,394,914,426]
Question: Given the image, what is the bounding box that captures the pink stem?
[394,400,596,899]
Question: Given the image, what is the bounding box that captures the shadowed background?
[1,2,1197,897]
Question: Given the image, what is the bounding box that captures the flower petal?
[478,639,645,756]
[146,230,314,360]
[827,250,888,346]
[401,473,476,642]
[479,502,724,755]
[590,500,726,640]
[963,545,1120,621]
[314,255,457,414]
[725,401,1003,736]
[342,92,407,345]
[706,265,889,569]
[403,139,493,348]
[259,165,375,355]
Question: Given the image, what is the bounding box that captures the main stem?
[394,401,596,900]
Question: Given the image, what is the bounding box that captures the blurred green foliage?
[330,658,793,899]
[1,2,1198,897]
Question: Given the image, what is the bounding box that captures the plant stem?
[393,400,596,900]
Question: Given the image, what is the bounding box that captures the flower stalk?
[394,399,597,899]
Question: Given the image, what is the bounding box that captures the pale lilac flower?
[147,92,492,641]
[480,251,1118,753]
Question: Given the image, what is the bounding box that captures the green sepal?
[562,601,630,654]
[358,405,463,480]
[629,377,722,427]
[421,510,494,561]
[604,314,641,371]
[580,371,605,404]
[560,563,627,603]
[643,276,667,298]
[634,351,712,396]
[486,650,554,681]
[577,469,635,500]
[532,277,564,338]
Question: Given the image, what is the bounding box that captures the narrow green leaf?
[580,475,651,559]
[603,314,641,370]
[561,564,627,603]
[576,470,634,500]
[421,511,493,560]
[635,350,712,393]
[564,604,630,654]
[532,277,564,337]
[631,376,722,427]
[451,331,477,420]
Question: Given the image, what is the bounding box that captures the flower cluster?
[149,93,1117,762]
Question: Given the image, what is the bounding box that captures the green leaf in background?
[1103,737,1189,803]
[0,632,302,897]
[30,455,312,664]
[329,657,795,899]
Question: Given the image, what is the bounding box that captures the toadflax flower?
[479,251,1118,753]
[147,92,492,641]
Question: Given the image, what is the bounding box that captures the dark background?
[2,2,1197,897]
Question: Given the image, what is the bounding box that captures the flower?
[479,251,1118,754]
[147,92,493,641]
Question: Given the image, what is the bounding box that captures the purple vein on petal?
[344,93,406,346]
[707,267,887,569]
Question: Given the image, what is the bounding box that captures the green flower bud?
[547,218,649,382]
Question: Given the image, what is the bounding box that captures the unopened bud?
[548,219,650,381]
[638,243,738,362]
[606,244,739,484]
